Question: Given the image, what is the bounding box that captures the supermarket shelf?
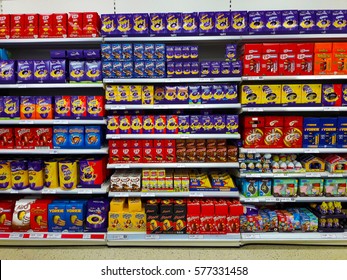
[0,83,103,89]
[103,77,241,84]
[239,172,347,178]
[0,181,110,195]
[0,232,106,246]
[241,232,347,246]
[105,103,241,110]
[109,191,240,198]
[239,195,347,203]
[0,119,106,125]
[106,134,240,140]
[240,33,347,42]
[107,232,241,247]
[0,37,103,46]
[242,75,347,81]
[0,147,108,155]
[107,162,239,169]
[242,107,347,113]
[239,148,347,154]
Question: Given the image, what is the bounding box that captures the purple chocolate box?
[182,12,198,35]
[223,84,238,103]
[67,50,84,60]
[226,115,239,134]
[221,61,232,77]
[166,13,182,35]
[210,61,221,76]
[10,160,29,190]
[189,85,201,104]
[331,10,347,33]
[49,60,66,83]
[201,85,213,104]
[213,115,226,133]
[265,11,282,34]
[211,85,224,103]
[50,50,66,59]
[299,10,316,33]
[182,46,190,60]
[215,11,232,35]
[0,60,16,84]
[201,115,214,133]
[342,84,347,106]
[178,115,190,134]
[230,11,248,34]
[33,60,49,83]
[84,49,101,60]
[190,115,202,134]
[150,13,167,36]
[226,44,237,61]
[100,14,117,37]
[200,62,211,78]
[85,61,102,82]
[183,62,191,77]
[166,61,175,78]
[132,14,149,36]
[174,62,183,77]
[199,12,215,35]
[116,14,132,36]
[191,61,200,76]
[69,61,85,82]
[3,96,19,118]
[248,11,266,34]
[174,46,182,60]
[17,60,34,83]
[54,96,70,119]
[281,10,299,33]
[316,10,332,33]
[231,60,242,77]
[85,199,109,232]
[166,46,174,61]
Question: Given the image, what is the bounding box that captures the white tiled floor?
[0,246,346,260]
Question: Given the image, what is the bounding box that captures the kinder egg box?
[69,126,85,148]
[85,126,101,149]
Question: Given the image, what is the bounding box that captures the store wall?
[1,0,347,14]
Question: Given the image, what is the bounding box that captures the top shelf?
[2,33,347,46]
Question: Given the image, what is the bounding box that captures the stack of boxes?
[166,45,199,78]
[314,42,347,75]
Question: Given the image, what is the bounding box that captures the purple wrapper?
[100,14,117,37]
[69,61,85,82]
[191,62,200,76]
[342,84,347,106]
[150,13,167,36]
[265,11,282,34]
[201,85,213,104]
[102,61,113,78]
[299,10,316,33]
[248,11,266,34]
[84,49,101,60]
[85,60,102,82]
[67,50,84,60]
[0,60,16,84]
[132,14,149,36]
[316,10,332,33]
[199,12,215,34]
[101,44,112,61]
[221,61,232,77]
[116,14,132,36]
[174,62,183,77]
[166,13,182,35]
[231,60,242,77]
[33,60,49,83]
[134,61,145,78]
[281,10,299,33]
[226,115,239,133]
[213,115,226,133]
[49,60,66,83]
[230,11,248,34]
[215,11,231,35]
[85,199,109,232]
[201,115,214,133]
[28,160,44,190]
[331,10,347,33]
[50,50,66,59]
[182,12,198,35]
[10,160,29,190]
[17,60,34,83]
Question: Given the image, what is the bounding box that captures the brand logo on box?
[28,16,34,21]
[72,15,79,19]
[86,14,93,19]
[14,16,21,20]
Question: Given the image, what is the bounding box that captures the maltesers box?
[299,10,316,33]
[281,10,299,33]
[0,15,10,39]
[199,12,215,35]
[68,12,83,37]
[10,14,24,38]
[35,127,53,148]
[248,11,266,35]
[264,11,282,34]
[322,84,342,106]
[315,10,332,34]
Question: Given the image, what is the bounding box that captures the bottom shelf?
[107,232,241,247]
[0,232,106,246]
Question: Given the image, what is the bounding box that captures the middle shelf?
[107,163,240,169]
[106,134,240,140]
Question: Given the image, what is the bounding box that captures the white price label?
[42,189,56,194]
[246,150,257,154]
[109,135,120,139]
[10,233,23,239]
[192,105,204,109]
[244,76,263,81]
[141,192,155,197]
[49,150,59,154]
[112,193,129,197]
[10,190,19,194]
[77,189,93,194]
[153,105,168,109]
[30,233,45,239]
[247,174,261,178]
[343,233,347,239]
[280,198,295,202]
[111,234,127,240]
[244,198,259,203]
[47,233,61,239]
[17,84,27,88]
[189,192,204,197]
[306,173,321,178]
[274,174,286,178]
[247,108,264,112]
[304,149,319,153]
[328,174,344,178]
[53,120,69,124]
[179,135,190,139]
[188,235,204,239]
[116,164,130,169]
[83,234,91,239]
[323,107,339,112]
[176,164,186,168]
[145,234,160,240]
[265,198,279,203]
[19,120,34,125]
[321,234,337,239]
[243,233,260,239]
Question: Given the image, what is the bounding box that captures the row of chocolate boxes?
[242,116,347,148]
[0,60,102,84]
[0,96,104,120]
[0,126,102,149]
[105,84,238,105]
[106,114,238,135]
[243,42,347,76]
[242,84,347,106]
[108,139,238,164]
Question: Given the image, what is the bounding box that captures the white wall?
[1,0,346,14]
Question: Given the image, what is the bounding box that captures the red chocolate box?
[34,127,53,149]
[68,12,83,37]
[83,12,100,37]
[23,14,39,38]
[0,14,10,39]
[0,128,14,149]
[52,13,68,38]
[15,128,35,149]
[10,14,24,38]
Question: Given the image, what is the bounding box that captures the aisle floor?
[0,245,347,260]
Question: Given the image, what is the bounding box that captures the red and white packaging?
[83,12,100,37]
[39,14,53,38]
[68,12,83,37]
[0,201,15,232]
[263,116,284,148]
[23,14,39,38]
[52,13,68,38]
[0,14,10,39]
[34,127,53,149]
[0,128,14,149]
[14,128,35,149]
[283,116,303,148]
[10,14,24,38]
[242,116,265,148]
[242,44,262,76]
[261,53,279,75]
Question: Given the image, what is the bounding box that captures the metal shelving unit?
[106,134,240,140]
[107,232,241,247]
[0,119,106,125]
[0,232,107,246]
[109,191,240,198]
[107,162,239,169]
[0,147,109,155]
[239,148,347,154]
[105,103,241,110]
[104,77,241,84]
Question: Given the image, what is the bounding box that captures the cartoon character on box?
[68,126,84,148]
